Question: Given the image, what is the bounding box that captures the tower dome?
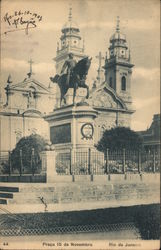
[59,6,82,49]
[110,31,126,43]
[109,16,127,49]
[62,21,79,32]
[61,7,80,33]
[110,17,126,42]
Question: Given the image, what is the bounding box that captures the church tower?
[104,17,134,109]
[54,7,85,74]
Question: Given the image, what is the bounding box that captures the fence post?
[8,151,11,176]
[105,149,109,174]
[31,148,35,176]
[19,150,22,176]
[69,148,72,175]
[122,148,126,174]
[107,148,111,180]
[138,150,141,174]
[153,149,156,173]
[88,148,91,175]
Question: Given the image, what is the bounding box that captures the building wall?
[7,90,55,115]
[138,114,160,152]
[105,66,116,90]
[36,94,55,114]
[94,110,131,144]
[115,66,132,108]
[105,63,132,110]
[0,113,49,155]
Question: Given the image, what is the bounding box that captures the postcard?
[0,0,160,250]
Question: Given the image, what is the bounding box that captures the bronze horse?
[50,56,92,106]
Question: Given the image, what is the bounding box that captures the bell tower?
[104,17,134,109]
[54,7,86,74]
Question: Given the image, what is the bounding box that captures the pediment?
[86,86,127,110]
[9,78,50,94]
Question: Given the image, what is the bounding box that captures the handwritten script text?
[4,10,42,35]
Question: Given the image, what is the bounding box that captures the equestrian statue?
[50,53,92,106]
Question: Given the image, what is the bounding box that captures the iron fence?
[0,149,42,176]
[56,152,71,175]
[141,150,160,172]
[0,151,9,164]
[56,148,160,175]
[1,148,160,176]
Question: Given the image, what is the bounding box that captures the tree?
[96,126,143,152]
[11,134,46,174]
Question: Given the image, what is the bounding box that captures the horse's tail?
[50,74,60,83]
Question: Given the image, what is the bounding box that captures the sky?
[0,0,160,131]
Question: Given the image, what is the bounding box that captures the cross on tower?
[96,52,104,84]
[96,52,104,69]
[68,5,72,22]
[28,59,34,78]
[68,4,72,45]
[116,16,120,32]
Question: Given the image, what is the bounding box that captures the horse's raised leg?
[60,93,64,107]
[60,94,66,106]
[73,83,78,105]
[84,84,89,99]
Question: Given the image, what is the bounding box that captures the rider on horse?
[50,56,92,106]
[60,53,77,87]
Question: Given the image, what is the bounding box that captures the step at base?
[0,199,7,204]
[0,193,13,199]
[0,187,19,193]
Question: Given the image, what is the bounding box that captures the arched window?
[121,76,126,91]
[109,77,112,88]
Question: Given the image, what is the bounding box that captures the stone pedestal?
[44,103,99,152]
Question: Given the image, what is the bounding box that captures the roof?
[110,31,126,43]
[62,20,79,32]
[138,114,160,146]
[5,77,52,95]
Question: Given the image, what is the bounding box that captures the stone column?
[47,150,57,183]
[42,149,57,183]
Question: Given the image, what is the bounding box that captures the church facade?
[0,65,55,159]
[0,10,135,158]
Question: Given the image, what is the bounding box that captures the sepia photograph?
[0,0,160,249]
